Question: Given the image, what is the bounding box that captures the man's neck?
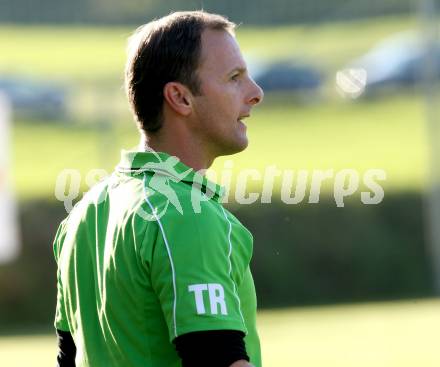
[139,134,215,172]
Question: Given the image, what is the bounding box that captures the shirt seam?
[220,206,248,334]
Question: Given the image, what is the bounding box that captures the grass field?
[13,93,427,199]
[1,298,439,367]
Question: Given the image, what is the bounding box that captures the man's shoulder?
[58,173,148,233]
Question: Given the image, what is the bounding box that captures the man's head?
[125,11,263,156]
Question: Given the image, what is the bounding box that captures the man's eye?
[231,74,239,81]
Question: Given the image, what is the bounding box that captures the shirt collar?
[116,150,225,202]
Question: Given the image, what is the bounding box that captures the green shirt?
[54,150,261,367]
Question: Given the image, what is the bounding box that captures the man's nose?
[247,77,264,106]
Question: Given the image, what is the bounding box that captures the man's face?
[191,29,263,157]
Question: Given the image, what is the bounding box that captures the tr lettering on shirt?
[188,283,228,315]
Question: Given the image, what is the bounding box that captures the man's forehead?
[199,29,246,72]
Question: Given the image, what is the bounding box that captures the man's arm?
[56,329,76,366]
[174,329,252,367]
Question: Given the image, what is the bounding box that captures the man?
[54,10,263,367]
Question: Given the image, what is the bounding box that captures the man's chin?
[236,137,249,152]
[217,136,248,157]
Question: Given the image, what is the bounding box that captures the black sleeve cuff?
[56,329,76,367]
[173,329,250,367]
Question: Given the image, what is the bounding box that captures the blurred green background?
[1,0,440,366]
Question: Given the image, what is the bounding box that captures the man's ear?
[163,82,193,117]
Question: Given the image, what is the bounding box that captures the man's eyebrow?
[228,67,247,76]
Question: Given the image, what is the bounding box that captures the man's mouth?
[238,114,250,123]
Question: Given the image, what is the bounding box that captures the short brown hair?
[125,11,235,134]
